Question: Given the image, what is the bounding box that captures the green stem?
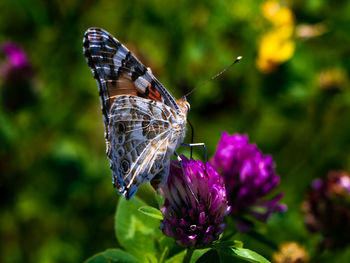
[183,247,195,263]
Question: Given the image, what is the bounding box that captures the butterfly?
[83,28,190,199]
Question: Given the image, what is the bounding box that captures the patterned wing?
[83,28,189,199]
[83,27,181,129]
[108,96,187,199]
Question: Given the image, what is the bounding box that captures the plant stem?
[183,247,195,263]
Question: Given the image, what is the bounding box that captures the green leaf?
[233,240,244,248]
[211,240,243,248]
[138,206,163,220]
[196,249,220,263]
[84,249,138,263]
[155,192,165,207]
[218,247,270,263]
[165,250,185,263]
[159,246,169,263]
[158,235,178,262]
[191,249,211,263]
[115,197,164,262]
[165,248,211,263]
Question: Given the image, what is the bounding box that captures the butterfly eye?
[185,101,190,112]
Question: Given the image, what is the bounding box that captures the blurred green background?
[1,0,350,262]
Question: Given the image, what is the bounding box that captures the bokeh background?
[1,0,350,262]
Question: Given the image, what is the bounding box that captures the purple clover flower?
[211,132,286,230]
[303,170,350,249]
[1,42,32,80]
[0,42,35,110]
[2,43,29,68]
[160,156,231,248]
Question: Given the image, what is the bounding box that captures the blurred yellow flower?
[262,1,294,26]
[256,1,295,73]
[273,242,309,263]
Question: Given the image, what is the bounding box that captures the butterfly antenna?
[184,56,242,98]
[187,119,194,159]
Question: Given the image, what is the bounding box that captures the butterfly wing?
[83,28,188,199]
[108,96,187,199]
[83,27,181,129]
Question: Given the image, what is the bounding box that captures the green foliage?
[138,206,164,220]
[96,196,269,263]
[218,247,270,263]
[85,249,138,263]
[165,249,210,263]
[115,197,164,262]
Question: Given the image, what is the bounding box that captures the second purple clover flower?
[211,132,286,230]
[160,156,231,248]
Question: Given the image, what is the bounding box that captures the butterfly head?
[177,96,190,115]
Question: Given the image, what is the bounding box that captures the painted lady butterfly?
[83,28,189,199]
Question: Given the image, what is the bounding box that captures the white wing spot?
[134,76,150,93]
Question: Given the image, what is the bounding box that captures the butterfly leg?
[174,151,183,162]
[181,143,207,163]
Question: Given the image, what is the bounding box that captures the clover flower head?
[160,156,230,248]
[303,170,350,249]
[211,132,286,230]
[2,43,29,68]
[1,42,32,79]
